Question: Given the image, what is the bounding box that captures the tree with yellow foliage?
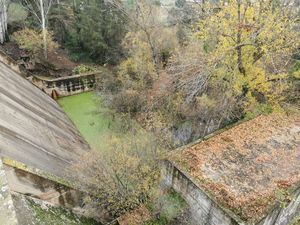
[196,0,299,113]
[12,28,58,58]
[71,129,164,218]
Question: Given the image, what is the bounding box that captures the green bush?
[72,64,97,74]
[12,28,58,57]
[144,189,188,225]
[8,3,27,24]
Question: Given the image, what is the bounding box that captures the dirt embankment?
[1,41,77,77]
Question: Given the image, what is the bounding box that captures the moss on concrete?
[290,217,300,225]
[29,199,98,225]
[3,157,75,189]
[0,160,18,225]
[12,193,100,225]
[144,189,188,225]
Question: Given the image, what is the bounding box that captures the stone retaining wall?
[0,49,101,98]
[33,72,101,98]
[3,163,83,209]
[161,160,240,225]
[161,160,300,225]
[260,186,300,225]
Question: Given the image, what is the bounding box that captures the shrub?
[70,129,164,217]
[118,57,154,91]
[8,3,27,24]
[12,28,58,58]
[97,72,120,94]
[144,189,188,225]
[72,64,97,74]
[112,90,146,116]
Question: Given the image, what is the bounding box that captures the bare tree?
[135,0,160,73]
[21,0,53,58]
[0,0,8,43]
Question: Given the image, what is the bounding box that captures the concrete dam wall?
[161,161,239,225]
[0,58,90,178]
[162,160,300,225]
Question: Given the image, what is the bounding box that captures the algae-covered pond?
[58,92,113,148]
[58,91,157,153]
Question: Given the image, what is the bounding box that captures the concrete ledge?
[2,157,74,189]
[161,160,243,225]
[0,159,19,225]
[33,72,101,98]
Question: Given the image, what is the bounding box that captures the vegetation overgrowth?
[3,0,300,223]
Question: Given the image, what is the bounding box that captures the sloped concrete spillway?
[0,59,90,177]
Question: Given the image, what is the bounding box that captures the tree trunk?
[0,0,8,44]
[39,0,48,59]
[144,29,160,76]
[236,0,245,75]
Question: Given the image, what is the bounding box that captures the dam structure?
[0,53,101,224]
[162,114,300,225]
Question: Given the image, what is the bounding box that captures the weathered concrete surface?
[0,159,18,225]
[161,161,240,225]
[168,115,300,222]
[0,59,90,178]
[33,72,99,98]
[260,186,300,225]
[162,161,300,225]
[1,158,101,225]
[11,192,101,225]
[163,114,300,225]
[4,164,83,208]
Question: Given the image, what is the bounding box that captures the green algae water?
[58,92,113,148]
[58,92,155,153]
